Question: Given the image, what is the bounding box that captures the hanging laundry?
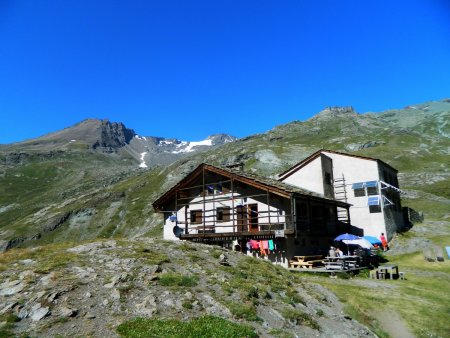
[262,240,269,250]
[250,240,259,250]
[259,240,266,256]
[268,240,275,251]
[246,241,251,251]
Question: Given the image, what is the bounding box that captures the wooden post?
[231,177,235,235]
[266,190,271,230]
[202,166,206,237]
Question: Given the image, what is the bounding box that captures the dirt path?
[374,310,415,338]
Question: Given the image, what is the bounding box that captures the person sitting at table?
[329,246,336,257]
[335,248,343,257]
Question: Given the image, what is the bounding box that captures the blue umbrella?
[363,236,382,245]
[334,233,360,241]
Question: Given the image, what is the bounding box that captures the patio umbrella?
[343,238,374,249]
[363,236,382,245]
[334,233,360,241]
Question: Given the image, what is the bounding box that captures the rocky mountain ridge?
[0,118,237,168]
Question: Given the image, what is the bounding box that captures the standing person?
[380,233,388,251]
[329,246,336,257]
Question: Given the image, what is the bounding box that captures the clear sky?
[1,0,449,143]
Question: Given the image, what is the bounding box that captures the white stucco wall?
[323,152,387,238]
[163,191,288,239]
[282,156,324,195]
[281,151,394,239]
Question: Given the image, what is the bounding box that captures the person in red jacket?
[380,233,389,251]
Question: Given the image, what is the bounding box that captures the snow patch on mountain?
[172,139,213,154]
[139,152,148,168]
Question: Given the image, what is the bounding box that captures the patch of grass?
[117,315,257,338]
[128,245,170,265]
[226,301,261,322]
[187,253,202,262]
[315,250,450,338]
[211,250,222,259]
[315,309,324,317]
[0,313,20,338]
[179,243,197,252]
[268,328,294,338]
[281,308,320,330]
[158,273,198,287]
[282,287,306,306]
[0,242,79,274]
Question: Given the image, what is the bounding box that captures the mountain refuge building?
[278,150,403,241]
[152,150,404,267]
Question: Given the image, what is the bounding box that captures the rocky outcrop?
[91,120,135,152]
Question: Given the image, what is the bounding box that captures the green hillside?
[0,100,449,250]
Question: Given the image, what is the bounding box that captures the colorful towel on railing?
[268,240,274,251]
[262,240,269,250]
[250,240,259,249]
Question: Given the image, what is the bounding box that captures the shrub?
[281,308,320,330]
[158,273,198,287]
[227,302,261,322]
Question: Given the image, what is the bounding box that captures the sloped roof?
[278,149,398,180]
[152,163,350,211]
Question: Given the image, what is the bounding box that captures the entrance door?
[248,204,259,232]
[236,205,248,232]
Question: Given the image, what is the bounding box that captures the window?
[352,182,366,197]
[216,207,231,222]
[369,205,381,213]
[368,196,381,213]
[190,210,203,224]
[366,181,378,196]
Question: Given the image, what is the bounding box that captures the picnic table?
[377,264,399,280]
[289,255,324,269]
[324,256,360,270]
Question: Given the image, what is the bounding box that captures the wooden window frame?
[190,210,203,224]
[216,206,231,222]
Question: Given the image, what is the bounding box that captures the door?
[248,204,259,232]
[236,205,248,232]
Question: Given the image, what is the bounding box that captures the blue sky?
[1,0,449,143]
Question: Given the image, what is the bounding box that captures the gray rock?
[135,295,157,316]
[0,302,18,315]
[60,306,78,317]
[85,312,96,319]
[111,288,121,300]
[0,280,25,296]
[30,305,50,321]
